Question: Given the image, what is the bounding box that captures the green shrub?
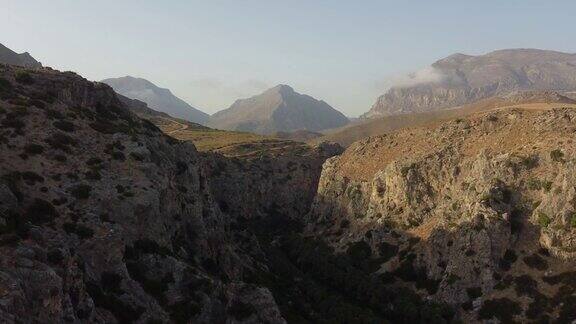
[63,222,94,239]
[84,169,101,181]
[21,171,44,185]
[86,157,103,166]
[26,198,58,224]
[523,254,548,271]
[53,120,75,132]
[466,287,482,299]
[520,154,539,169]
[478,297,521,322]
[538,212,551,228]
[228,301,255,321]
[45,132,77,152]
[24,143,45,155]
[47,249,64,264]
[570,212,576,228]
[15,71,34,85]
[550,149,564,162]
[69,184,92,199]
[514,274,538,296]
[111,151,126,161]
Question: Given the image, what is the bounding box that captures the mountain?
[310,106,576,322]
[315,90,576,147]
[208,84,349,134]
[102,76,210,125]
[365,48,576,117]
[0,43,42,68]
[0,64,341,323]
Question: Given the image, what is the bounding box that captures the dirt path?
[162,117,188,135]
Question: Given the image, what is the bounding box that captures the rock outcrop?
[209,85,349,135]
[0,64,341,323]
[309,107,576,322]
[365,49,576,117]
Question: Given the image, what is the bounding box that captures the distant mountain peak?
[0,43,42,68]
[365,48,576,118]
[102,76,209,125]
[269,84,294,94]
[209,85,349,134]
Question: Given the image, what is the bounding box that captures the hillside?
[317,91,576,147]
[0,43,42,68]
[0,64,349,323]
[309,107,576,322]
[102,76,210,125]
[209,84,349,134]
[365,49,576,118]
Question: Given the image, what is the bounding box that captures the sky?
[1,0,576,117]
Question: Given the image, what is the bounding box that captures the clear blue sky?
[2,0,575,116]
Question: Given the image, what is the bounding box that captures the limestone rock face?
[0,65,291,323]
[365,49,576,118]
[308,107,576,315]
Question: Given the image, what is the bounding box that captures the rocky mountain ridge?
[0,43,42,68]
[365,48,576,118]
[209,84,349,135]
[0,64,342,323]
[102,76,210,125]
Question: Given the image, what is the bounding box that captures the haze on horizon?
[1,0,575,117]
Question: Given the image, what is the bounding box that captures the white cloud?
[374,66,447,91]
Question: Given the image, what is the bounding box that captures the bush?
[53,120,75,132]
[537,212,551,228]
[523,254,548,271]
[26,198,58,224]
[45,132,77,152]
[514,274,538,296]
[69,184,92,199]
[86,157,103,166]
[24,143,45,155]
[21,171,44,185]
[111,151,126,161]
[63,222,94,239]
[15,71,34,85]
[84,169,101,181]
[478,298,521,322]
[550,149,564,162]
[466,287,482,299]
[570,212,576,228]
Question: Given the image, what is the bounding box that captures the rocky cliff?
[365,49,576,118]
[0,64,342,323]
[309,107,576,322]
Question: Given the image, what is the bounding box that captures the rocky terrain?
[365,49,576,118]
[317,90,576,147]
[0,64,345,323]
[309,106,576,322]
[209,85,349,135]
[4,42,576,323]
[102,76,210,125]
[0,43,42,69]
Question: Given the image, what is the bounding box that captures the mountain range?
[365,48,576,117]
[4,41,576,323]
[209,84,349,134]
